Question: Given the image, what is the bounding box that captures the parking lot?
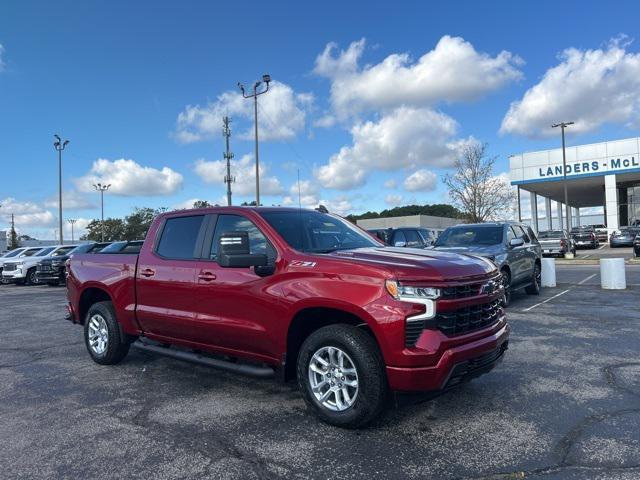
[1,265,639,480]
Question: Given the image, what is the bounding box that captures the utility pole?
[53,134,69,244]
[67,219,77,242]
[222,116,235,206]
[93,183,111,242]
[238,74,271,206]
[552,122,574,231]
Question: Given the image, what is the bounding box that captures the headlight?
[385,280,440,300]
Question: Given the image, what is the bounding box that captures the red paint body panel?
[67,207,510,392]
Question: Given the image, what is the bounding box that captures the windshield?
[538,231,564,239]
[435,225,504,247]
[99,241,127,253]
[2,248,25,258]
[23,248,46,257]
[34,247,55,257]
[260,211,380,253]
[52,246,75,256]
[571,227,593,233]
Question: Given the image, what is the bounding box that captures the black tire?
[501,269,512,307]
[525,262,541,295]
[296,324,388,429]
[84,301,131,365]
[24,268,38,286]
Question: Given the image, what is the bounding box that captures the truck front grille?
[404,298,503,346]
[3,264,17,272]
[440,283,482,299]
[435,299,502,336]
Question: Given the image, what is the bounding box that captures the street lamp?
[238,74,271,206]
[53,135,70,244]
[67,219,77,242]
[93,183,111,242]
[552,122,574,230]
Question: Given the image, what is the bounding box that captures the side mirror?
[509,238,525,248]
[218,231,267,268]
[394,240,407,247]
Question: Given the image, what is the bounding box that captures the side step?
[132,340,275,378]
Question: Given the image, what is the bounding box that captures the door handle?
[140,268,155,278]
[198,272,217,281]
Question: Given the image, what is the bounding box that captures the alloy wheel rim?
[88,314,109,355]
[308,346,359,412]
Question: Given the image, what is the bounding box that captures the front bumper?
[2,271,26,283]
[35,267,64,283]
[386,319,510,391]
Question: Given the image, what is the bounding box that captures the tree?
[8,223,19,250]
[124,207,158,240]
[81,218,126,241]
[192,200,212,209]
[345,204,462,224]
[241,201,258,206]
[443,142,513,223]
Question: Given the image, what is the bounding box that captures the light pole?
[67,219,77,242]
[238,74,271,206]
[93,183,111,242]
[53,135,69,244]
[552,122,574,231]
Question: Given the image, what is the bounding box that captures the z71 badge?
[290,260,317,268]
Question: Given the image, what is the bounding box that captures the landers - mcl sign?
[538,156,639,179]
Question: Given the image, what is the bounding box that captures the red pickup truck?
[66,207,509,428]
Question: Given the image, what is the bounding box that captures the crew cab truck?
[67,207,509,428]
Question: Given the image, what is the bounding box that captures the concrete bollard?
[600,258,626,289]
[541,258,556,287]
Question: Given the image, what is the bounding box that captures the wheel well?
[500,265,511,277]
[284,307,374,382]
[78,288,112,324]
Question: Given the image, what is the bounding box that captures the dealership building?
[510,136,640,234]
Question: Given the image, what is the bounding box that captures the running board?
[132,341,275,378]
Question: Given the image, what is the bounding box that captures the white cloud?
[385,194,403,206]
[44,190,96,210]
[194,154,284,196]
[315,36,523,118]
[281,179,322,208]
[0,44,5,72]
[74,159,183,196]
[174,81,313,143]
[403,169,438,192]
[383,179,397,189]
[315,107,462,189]
[501,37,640,137]
[0,197,55,228]
[320,196,352,216]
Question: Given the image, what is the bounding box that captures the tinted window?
[100,241,126,253]
[210,214,269,260]
[260,211,379,253]
[156,215,205,259]
[52,246,75,256]
[392,230,407,246]
[403,230,423,247]
[513,226,530,243]
[538,230,564,239]
[435,226,504,247]
[3,249,24,258]
[34,247,55,257]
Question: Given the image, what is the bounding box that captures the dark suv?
[431,222,542,305]
[367,227,436,248]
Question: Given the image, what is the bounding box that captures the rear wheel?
[525,262,541,295]
[297,324,388,428]
[24,268,38,286]
[84,301,131,365]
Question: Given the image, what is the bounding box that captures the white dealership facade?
[510,136,640,234]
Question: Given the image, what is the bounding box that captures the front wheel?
[84,301,131,365]
[525,262,541,295]
[24,268,38,286]
[297,324,388,428]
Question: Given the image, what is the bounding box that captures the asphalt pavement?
[1,267,639,479]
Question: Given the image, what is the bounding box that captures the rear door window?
[403,230,423,247]
[156,215,206,259]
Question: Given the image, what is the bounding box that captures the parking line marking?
[578,273,597,285]
[598,244,606,250]
[522,289,571,312]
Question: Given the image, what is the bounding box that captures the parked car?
[610,227,640,248]
[431,222,541,306]
[67,207,509,428]
[634,234,640,257]
[96,240,143,254]
[0,247,54,283]
[570,226,599,249]
[367,227,437,248]
[537,230,576,258]
[3,245,77,285]
[36,243,105,286]
[589,224,609,243]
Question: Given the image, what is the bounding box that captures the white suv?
[2,245,77,285]
[0,247,47,278]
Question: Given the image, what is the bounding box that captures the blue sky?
[2,0,640,238]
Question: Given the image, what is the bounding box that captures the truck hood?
[430,244,503,257]
[326,247,497,282]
